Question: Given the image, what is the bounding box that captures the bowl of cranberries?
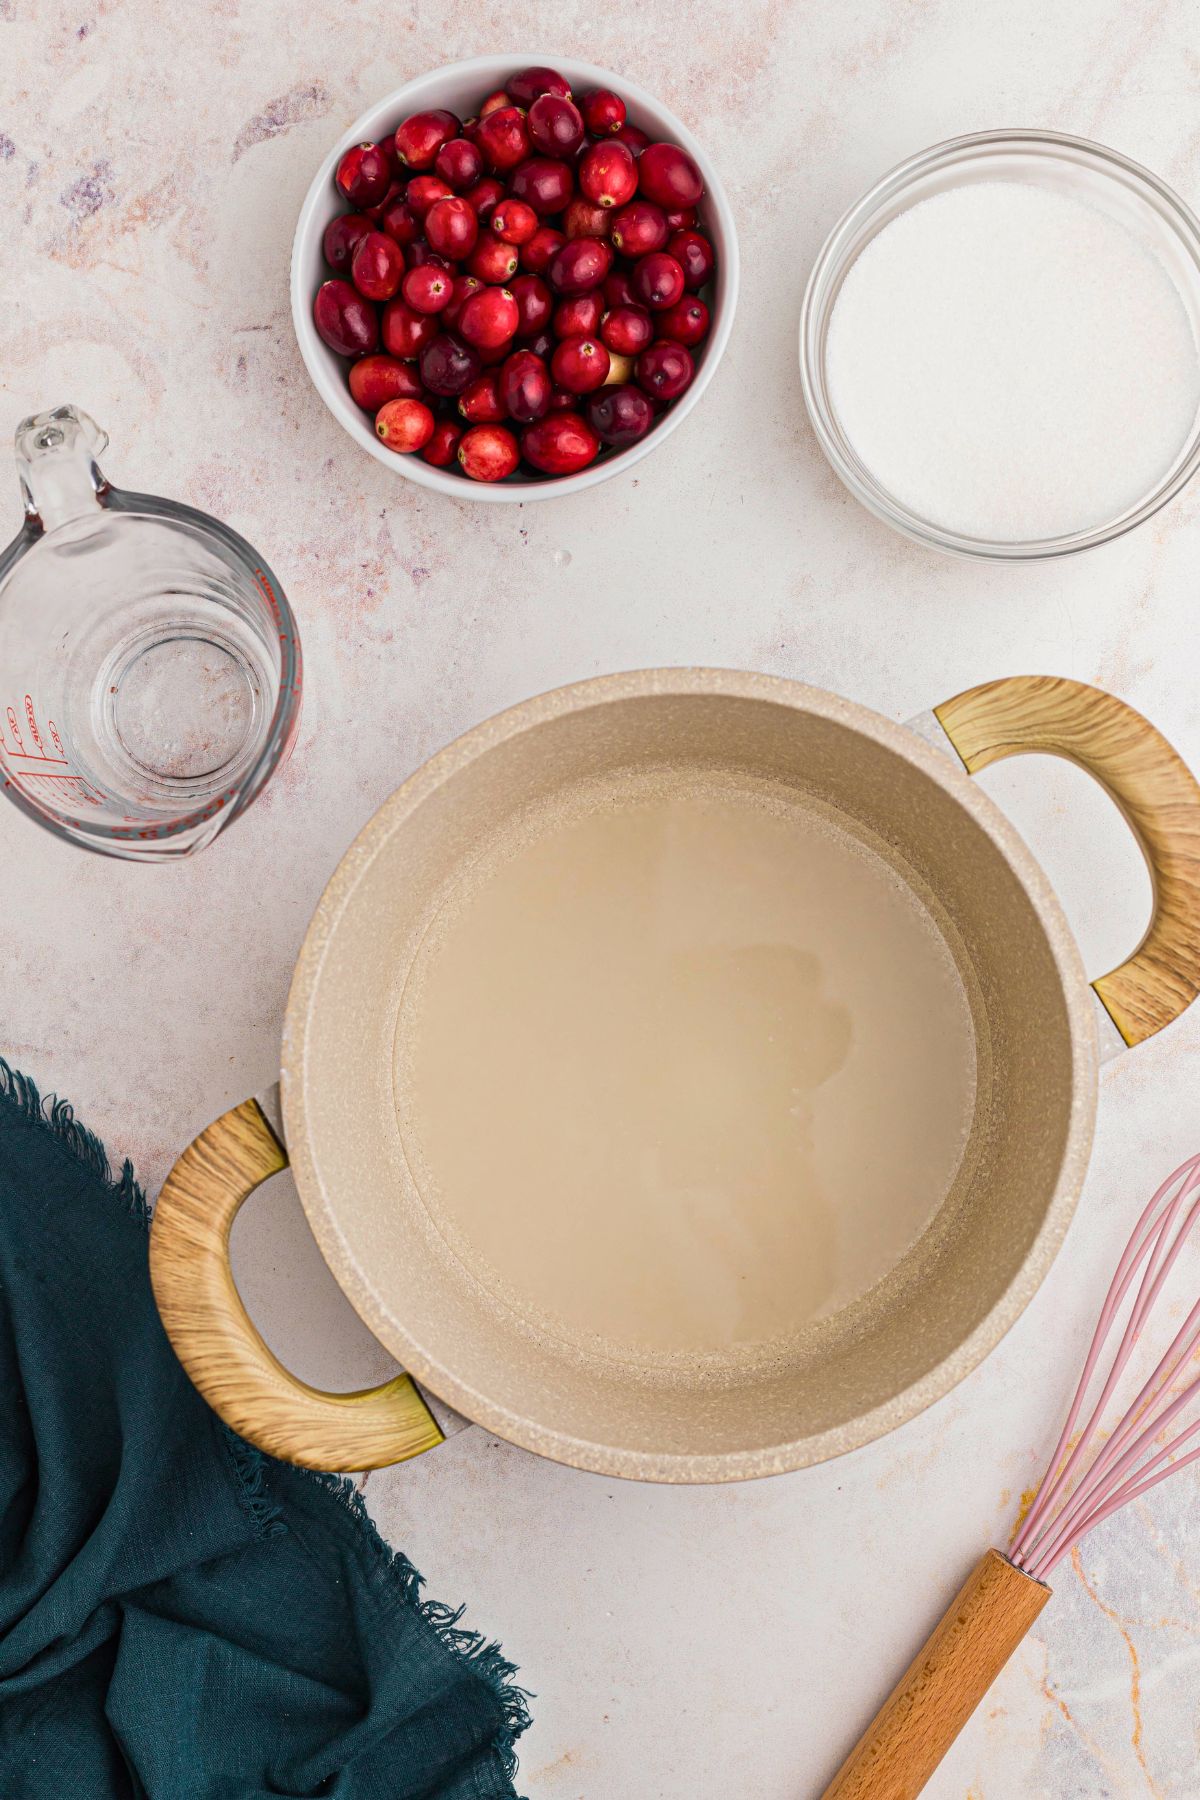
[292,55,737,498]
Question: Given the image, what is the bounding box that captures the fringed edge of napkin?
[0,1058,533,1787]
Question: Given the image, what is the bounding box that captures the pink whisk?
[820,1153,1200,1800]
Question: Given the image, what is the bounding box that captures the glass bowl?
[799,129,1200,560]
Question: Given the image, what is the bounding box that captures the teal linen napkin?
[0,1062,530,1799]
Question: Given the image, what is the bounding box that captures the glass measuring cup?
[0,405,301,859]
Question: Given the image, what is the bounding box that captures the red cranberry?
[381,296,438,358]
[522,225,566,272]
[458,423,520,481]
[402,262,454,314]
[507,66,572,105]
[393,110,459,171]
[564,197,612,240]
[313,279,379,356]
[611,199,668,258]
[419,332,483,397]
[604,269,636,308]
[521,411,600,474]
[406,175,453,219]
[579,88,626,134]
[668,229,715,291]
[379,198,421,246]
[631,252,685,310]
[466,236,519,283]
[349,354,423,411]
[526,329,555,361]
[435,137,483,191]
[500,347,552,422]
[547,386,575,412]
[423,418,463,467]
[375,395,436,452]
[638,143,703,209]
[585,383,654,446]
[636,339,694,400]
[476,106,531,173]
[476,336,513,367]
[478,88,510,118]
[491,198,538,244]
[444,274,483,329]
[458,369,507,423]
[323,212,373,272]
[600,303,653,356]
[665,206,697,231]
[579,140,638,209]
[466,176,506,221]
[510,272,553,337]
[614,123,651,156]
[527,94,585,157]
[407,239,448,269]
[458,285,519,350]
[551,334,610,394]
[364,177,404,222]
[553,291,603,338]
[426,195,478,259]
[548,236,612,295]
[658,295,709,346]
[336,142,392,207]
[350,230,405,301]
[509,156,574,216]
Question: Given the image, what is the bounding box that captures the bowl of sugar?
[800,130,1200,559]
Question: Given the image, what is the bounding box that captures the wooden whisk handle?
[819,1550,1051,1800]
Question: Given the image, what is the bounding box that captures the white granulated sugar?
[826,181,1200,541]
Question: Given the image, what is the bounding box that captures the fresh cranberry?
[521,225,566,272]
[349,354,423,411]
[551,334,610,394]
[553,292,603,338]
[313,279,379,356]
[335,142,392,207]
[548,236,612,295]
[507,66,572,105]
[458,285,519,350]
[426,195,478,259]
[668,229,715,291]
[658,295,709,346]
[603,269,635,308]
[458,369,507,423]
[466,236,519,283]
[323,212,373,272]
[478,88,510,118]
[527,94,585,157]
[435,137,484,191]
[444,274,483,329]
[364,177,404,222]
[510,272,553,337]
[401,262,454,314]
[379,198,421,246]
[491,198,538,245]
[638,143,704,209]
[476,106,531,173]
[614,123,651,156]
[547,386,575,412]
[375,395,436,452]
[664,206,697,231]
[564,197,612,240]
[526,329,555,361]
[500,347,552,422]
[579,88,626,134]
[393,110,459,171]
[509,156,574,216]
[381,296,438,359]
[419,332,483,397]
[465,176,506,222]
[585,383,654,446]
[610,199,668,258]
[521,411,600,474]
[476,336,513,367]
[631,252,685,310]
[349,230,404,301]
[636,339,694,400]
[579,140,638,209]
[423,418,463,466]
[407,240,448,269]
[600,303,653,356]
[407,175,453,219]
[458,423,520,481]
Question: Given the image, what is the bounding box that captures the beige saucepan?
[150,670,1200,1482]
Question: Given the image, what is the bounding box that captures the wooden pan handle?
[149,1097,444,1471]
[819,1550,1050,1800]
[936,675,1200,1047]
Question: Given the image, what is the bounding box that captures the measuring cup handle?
[149,1097,443,1471]
[935,675,1200,1047]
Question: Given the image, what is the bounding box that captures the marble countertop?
[5,1,1200,1793]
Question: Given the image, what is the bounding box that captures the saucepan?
[149,670,1200,1481]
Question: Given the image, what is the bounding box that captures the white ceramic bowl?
[292,55,739,502]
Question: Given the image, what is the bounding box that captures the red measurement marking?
[24,696,43,754]
[7,706,24,755]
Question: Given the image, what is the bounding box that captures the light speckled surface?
[4,3,1200,1794]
